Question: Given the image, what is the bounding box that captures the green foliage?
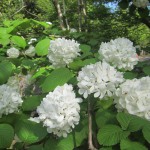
[35,38,50,56]
[120,139,148,150]
[41,68,74,92]
[44,135,75,150]
[0,124,14,149]
[15,119,47,144]
[22,95,44,111]
[97,125,130,146]
[0,61,14,84]
[11,35,27,48]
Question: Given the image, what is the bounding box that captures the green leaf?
[142,125,150,143]
[41,68,74,93]
[11,36,26,48]
[117,113,148,132]
[0,38,10,46]
[79,44,91,53]
[123,72,138,79]
[82,58,97,66]
[0,124,14,149]
[98,99,113,109]
[21,59,35,69]
[35,39,50,56]
[15,120,47,144]
[117,113,132,130]
[95,109,116,128]
[69,60,83,70]
[120,139,148,150]
[143,66,150,75]
[97,125,130,146]
[22,95,44,111]
[44,135,74,150]
[0,61,14,84]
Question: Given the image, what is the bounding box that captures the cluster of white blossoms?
[0,84,23,118]
[114,77,150,121]
[133,0,149,8]
[47,38,81,68]
[99,38,138,70]
[25,45,36,57]
[7,47,20,58]
[30,84,82,137]
[7,73,32,95]
[77,61,124,99]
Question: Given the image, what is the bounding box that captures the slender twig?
[88,98,97,150]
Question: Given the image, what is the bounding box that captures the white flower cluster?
[114,77,150,121]
[99,38,138,70]
[30,84,82,137]
[47,38,81,68]
[0,84,23,118]
[7,47,20,58]
[25,45,36,57]
[77,61,124,99]
[7,73,32,95]
[133,0,149,8]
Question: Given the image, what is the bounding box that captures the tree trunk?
[52,0,66,30]
[62,0,70,30]
[78,0,82,32]
[81,0,87,32]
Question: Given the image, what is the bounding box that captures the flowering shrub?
[114,76,150,121]
[30,84,82,137]
[99,38,138,70]
[47,38,81,68]
[0,19,150,150]
[77,61,124,99]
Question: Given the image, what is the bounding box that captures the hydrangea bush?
[0,18,150,150]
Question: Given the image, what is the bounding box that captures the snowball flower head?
[77,61,124,99]
[99,38,138,70]
[7,47,20,58]
[0,84,23,118]
[7,73,32,95]
[114,77,150,121]
[25,45,35,57]
[47,38,81,68]
[30,84,82,137]
[133,0,149,8]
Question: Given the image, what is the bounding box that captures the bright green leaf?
[41,68,74,93]
[97,125,130,146]
[11,36,26,48]
[15,120,47,144]
[35,39,50,56]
